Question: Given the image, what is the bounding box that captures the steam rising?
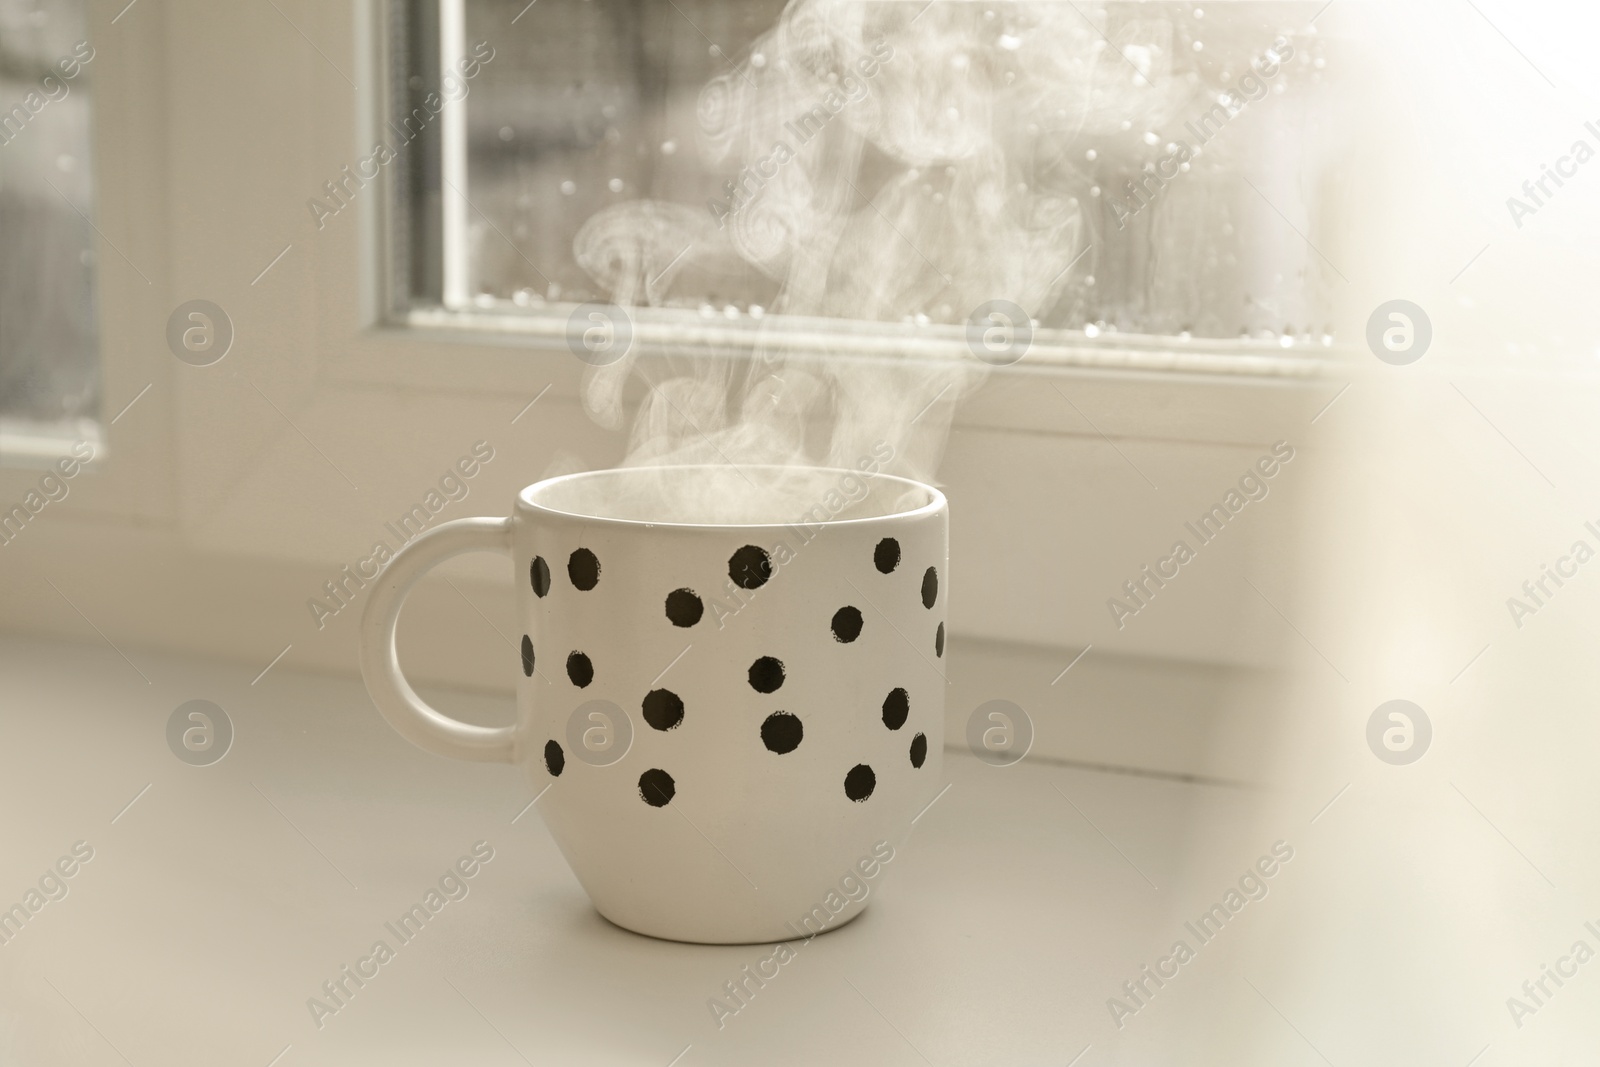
[567,0,1124,522]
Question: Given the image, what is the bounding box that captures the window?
[0,0,100,465]
[385,1,1336,362]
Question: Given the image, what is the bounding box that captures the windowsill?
[0,630,1268,1064]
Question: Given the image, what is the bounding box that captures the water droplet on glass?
[56,155,74,172]
[752,52,767,68]
[513,288,534,307]
[1192,40,1204,51]
[1119,119,1132,131]
[998,33,1021,50]
[473,293,496,308]
[661,140,677,155]
[1279,334,1294,349]
[1089,185,1101,197]
[699,303,715,318]
[750,305,765,318]
[1193,6,1204,17]
[1085,148,1098,161]
[608,178,624,193]
[1084,275,1095,286]
[560,180,577,195]
[498,126,514,141]
[1179,330,1192,340]
[1084,323,1100,338]
[914,313,931,326]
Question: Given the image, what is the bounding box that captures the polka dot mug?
[360,464,947,943]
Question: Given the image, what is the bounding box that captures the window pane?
[404,0,1335,345]
[0,0,99,442]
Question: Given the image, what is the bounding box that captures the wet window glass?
[0,0,99,450]
[395,1,1334,349]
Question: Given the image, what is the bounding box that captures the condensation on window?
[0,0,100,445]
[447,1,1336,345]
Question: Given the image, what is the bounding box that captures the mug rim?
[517,464,946,531]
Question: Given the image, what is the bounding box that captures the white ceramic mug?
[360,463,948,944]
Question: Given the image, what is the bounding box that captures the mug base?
[592,902,868,946]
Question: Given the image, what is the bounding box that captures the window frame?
[0,0,1342,682]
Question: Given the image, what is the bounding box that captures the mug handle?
[360,515,518,763]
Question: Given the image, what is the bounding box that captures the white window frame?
[0,0,1341,682]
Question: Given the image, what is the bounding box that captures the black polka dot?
[921,567,938,609]
[935,622,945,657]
[882,687,909,730]
[639,768,676,807]
[568,548,600,591]
[761,711,803,754]
[844,763,876,802]
[728,545,772,590]
[832,606,864,643]
[566,651,594,687]
[520,635,535,677]
[642,688,685,731]
[545,739,565,776]
[910,733,927,768]
[665,588,703,627]
[874,537,901,574]
[748,656,785,693]
[530,556,551,597]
